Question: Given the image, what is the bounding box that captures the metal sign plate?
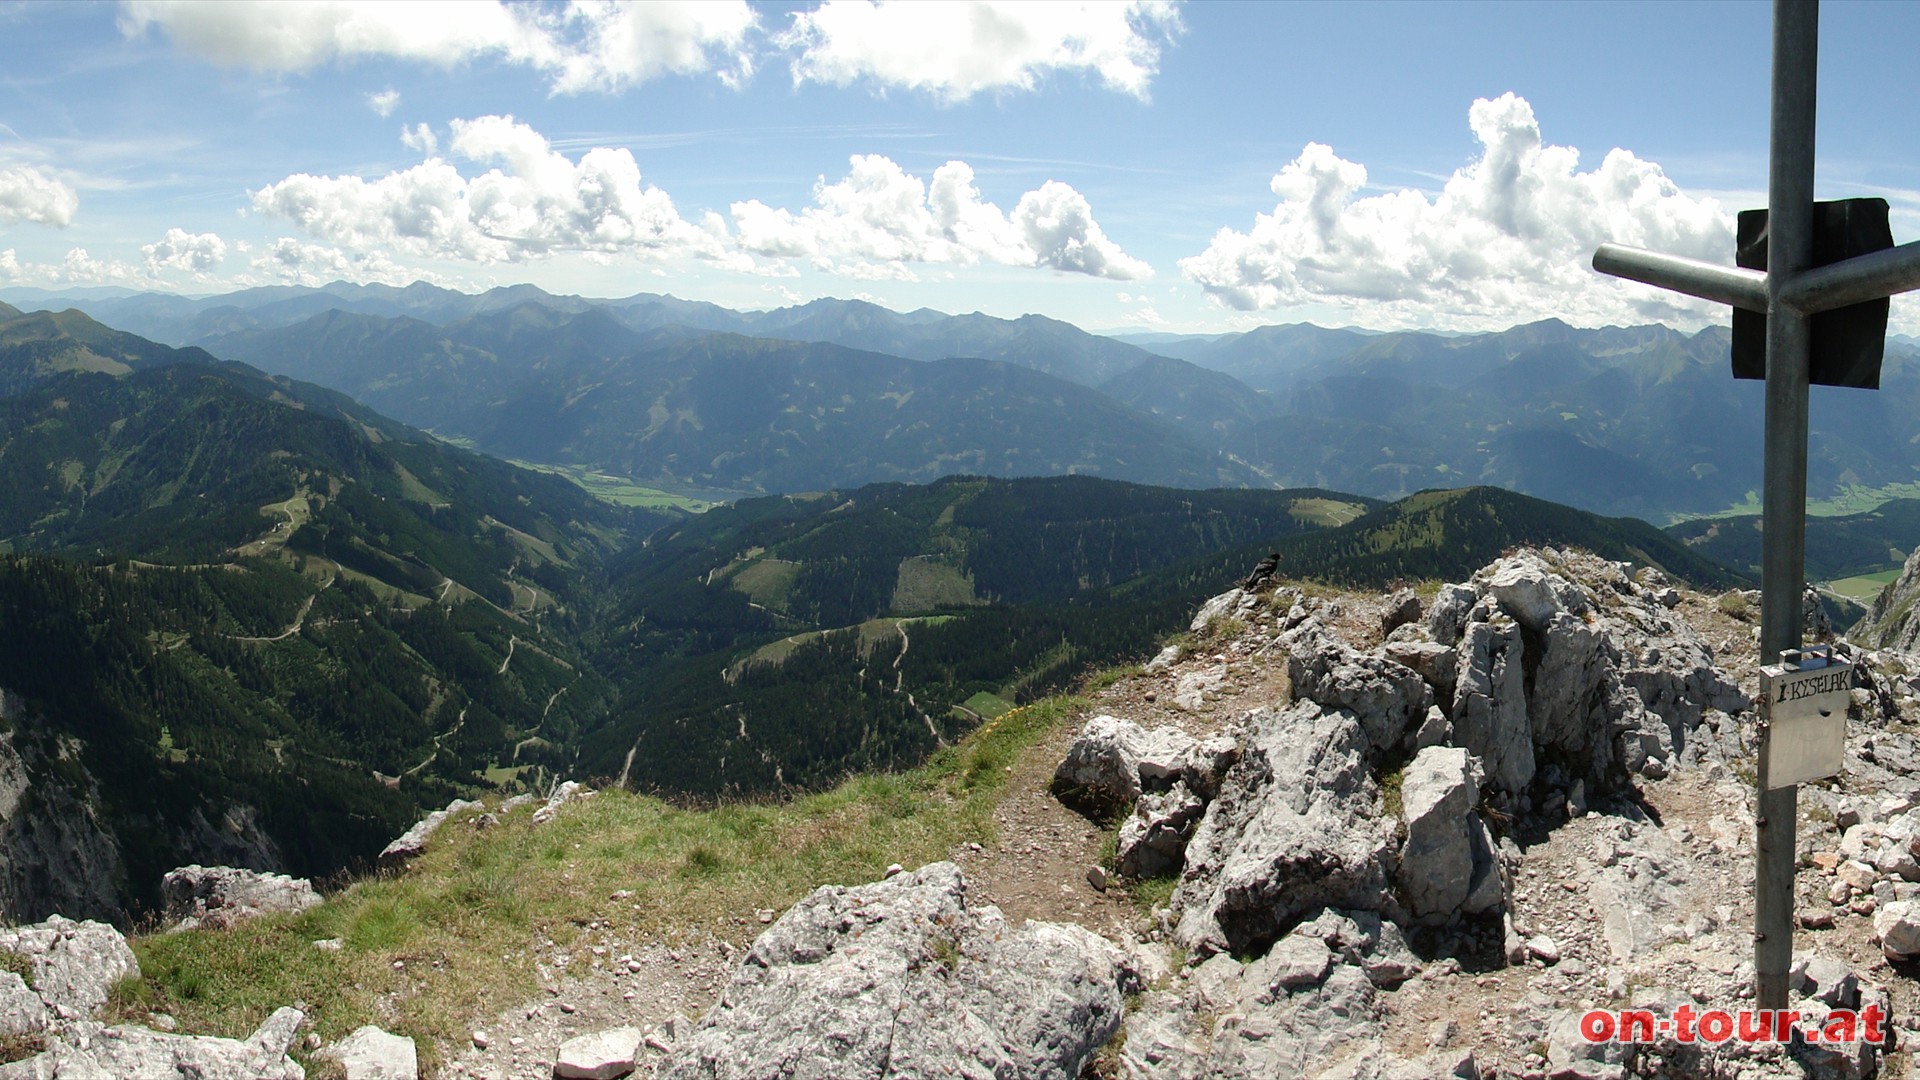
[1758,661,1851,790]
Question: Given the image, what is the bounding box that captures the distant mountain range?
[191,310,1258,493]
[13,282,1920,523]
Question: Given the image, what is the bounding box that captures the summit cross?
[1592,0,1920,1011]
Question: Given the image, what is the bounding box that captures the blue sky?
[1,0,1917,334]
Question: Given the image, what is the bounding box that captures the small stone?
[391,960,406,971]
[509,1036,525,1048]
[326,1025,418,1080]
[1800,909,1837,930]
[1429,1019,1458,1048]
[1812,852,1842,872]
[884,863,905,878]
[555,1026,643,1080]
[627,959,643,973]
[1526,935,1561,964]
[1837,859,1877,890]
[560,1001,577,1014]
[756,908,775,924]
[313,938,343,951]
[472,1031,490,1049]
[1086,865,1109,891]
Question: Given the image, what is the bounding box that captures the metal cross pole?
[1592,0,1920,1010]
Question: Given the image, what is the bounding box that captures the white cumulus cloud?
[549,1,757,93]
[0,165,80,227]
[251,237,418,286]
[119,0,756,94]
[250,114,728,265]
[142,227,228,274]
[778,0,1180,103]
[367,88,400,116]
[731,155,1150,280]
[119,1,556,72]
[1180,93,1736,330]
[58,248,138,284]
[0,250,19,281]
[400,122,438,156]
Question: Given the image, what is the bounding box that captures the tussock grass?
[110,693,1086,1073]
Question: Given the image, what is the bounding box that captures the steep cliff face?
[1857,546,1920,652]
[0,690,124,923]
[0,687,285,926]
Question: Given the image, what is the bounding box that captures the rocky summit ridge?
[14,546,1920,1079]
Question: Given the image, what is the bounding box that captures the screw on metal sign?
[1758,645,1848,791]
[1592,0,1920,1010]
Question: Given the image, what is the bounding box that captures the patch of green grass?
[1287,497,1368,527]
[1673,481,1920,525]
[0,948,31,982]
[959,691,1015,720]
[1080,667,1142,696]
[507,461,718,512]
[1127,874,1179,914]
[1828,569,1903,603]
[113,688,1093,1076]
[1379,765,1406,821]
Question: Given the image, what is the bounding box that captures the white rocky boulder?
[0,914,137,1017]
[1051,715,1196,818]
[1172,701,1393,957]
[657,862,1128,1080]
[0,1006,305,1079]
[1874,899,1920,961]
[325,1024,418,1080]
[557,1026,643,1079]
[1397,746,1497,920]
[1115,782,1205,880]
[1452,616,1533,794]
[1284,621,1433,753]
[161,865,321,930]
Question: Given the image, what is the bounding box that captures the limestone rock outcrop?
[1051,715,1197,818]
[379,797,485,867]
[161,864,321,930]
[0,914,137,1017]
[1397,746,1500,920]
[1115,782,1205,880]
[1171,702,1392,957]
[1283,621,1433,753]
[0,1008,306,1079]
[1857,546,1920,653]
[658,862,1129,1080]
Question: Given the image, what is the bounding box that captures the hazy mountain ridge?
[25,282,1920,523]
[198,310,1260,494]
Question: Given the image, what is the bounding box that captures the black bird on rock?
[1241,552,1280,592]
